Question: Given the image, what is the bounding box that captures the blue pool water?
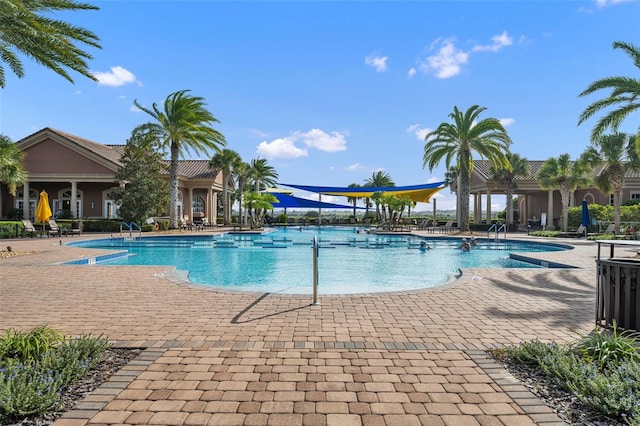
[69,227,569,294]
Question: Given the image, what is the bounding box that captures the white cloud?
[345,163,364,171]
[417,33,514,79]
[130,105,141,112]
[257,137,308,159]
[295,128,347,153]
[419,38,469,79]
[248,128,269,138]
[92,66,138,87]
[471,31,513,53]
[407,68,417,78]
[365,54,389,72]
[406,124,432,141]
[595,0,631,7]
[427,176,442,184]
[499,118,515,127]
[256,128,347,159]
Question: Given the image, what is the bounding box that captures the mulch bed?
[7,348,141,426]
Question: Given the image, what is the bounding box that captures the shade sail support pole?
[312,235,319,305]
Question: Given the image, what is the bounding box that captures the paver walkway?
[0,231,616,425]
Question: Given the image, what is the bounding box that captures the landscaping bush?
[0,326,111,423]
[491,325,640,424]
[80,220,122,233]
[0,222,23,239]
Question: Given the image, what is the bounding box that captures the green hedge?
[567,204,640,229]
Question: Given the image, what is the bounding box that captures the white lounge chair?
[21,220,38,237]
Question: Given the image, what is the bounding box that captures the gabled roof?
[473,159,640,181]
[472,160,546,181]
[17,128,219,180]
[39,128,124,165]
[172,160,218,179]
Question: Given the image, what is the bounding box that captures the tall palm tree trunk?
[559,183,570,232]
[170,143,180,229]
[221,173,230,225]
[459,168,471,232]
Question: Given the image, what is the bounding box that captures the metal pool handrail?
[120,221,142,238]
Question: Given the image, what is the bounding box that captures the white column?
[70,181,77,218]
[547,190,554,229]
[22,181,30,220]
[471,194,476,223]
[206,187,218,224]
[188,188,193,220]
[476,194,481,223]
[570,191,575,208]
[486,190,492,224]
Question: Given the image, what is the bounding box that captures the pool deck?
[0,230,622,426]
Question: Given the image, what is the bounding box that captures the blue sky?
[1,0,639,212]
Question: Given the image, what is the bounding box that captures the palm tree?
[232,161,250,229]
[537,154,591,232]
[364,171,394,221]
[0,134,26,197]
[580,133,639,234]
[0,0,101,88]
[346,183,361,218]
[243,191,277,228]
[134,90,226,228]
[490,153,530,227]
[209,149,241,225]
[423,105,512,232]
[578,41,640,141]
[248,158,278,192]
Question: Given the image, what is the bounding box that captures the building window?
[610,191,625,206]
[631,193,640,200]
[193,196,205,214]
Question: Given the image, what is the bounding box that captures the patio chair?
[69,221,82,236]
[603,224,616,235]
[438,220,454,233]
[576,224,587,237]
[48,219,66,237]
[21,220,38,237]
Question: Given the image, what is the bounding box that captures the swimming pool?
[69,227,571,294]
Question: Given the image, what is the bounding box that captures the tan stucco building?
[0,128,223,223]
[458,160,640,229]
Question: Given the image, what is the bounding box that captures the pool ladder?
[487,223,507,241]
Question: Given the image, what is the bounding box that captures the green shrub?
[0,327,111,423]
[4,208,22,220]
[571,321,640,370]
[0,325,64,363]
[494,328,640,423]
[529,230,563,238]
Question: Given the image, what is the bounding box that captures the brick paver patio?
[0,230,612,425]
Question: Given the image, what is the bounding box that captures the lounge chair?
[21,220,38,237]
[603,224,616,235]
[438,220,454,233]
[576,224,587,237]
[48,219,66,237]
[69,221,82,236]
